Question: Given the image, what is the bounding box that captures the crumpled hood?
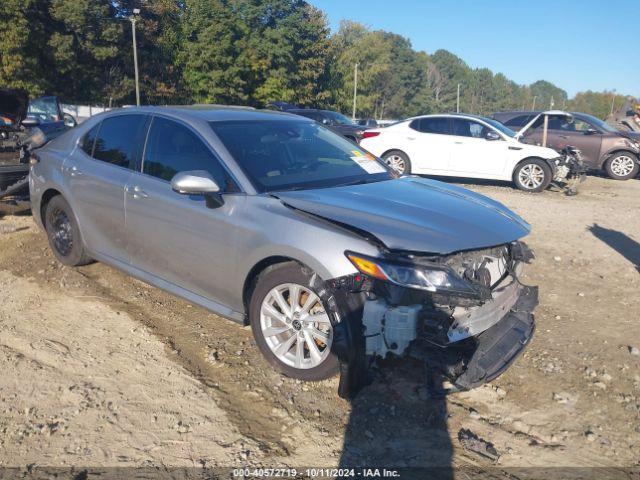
[275,177,531,254]
[0,89,28,126]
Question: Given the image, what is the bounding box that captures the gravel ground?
[0,175,638,476]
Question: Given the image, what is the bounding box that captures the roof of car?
[106,105,304,123]
[407,113,495,122]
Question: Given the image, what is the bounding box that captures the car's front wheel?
[382,150,411,175]
[513,159,552,192]
[604,153,639,180]
[249,263,339,381]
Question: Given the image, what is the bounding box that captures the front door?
[546,117,603,167]
[448,118,508,177]
[65,114,148,262]
[125,116,242,308]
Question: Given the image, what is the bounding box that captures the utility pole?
[456,83,460,113]
[531,95,537,111]
[352,62,358,120]
[550,96,555,109]
[610,91,617,116]
[130,9,141,106]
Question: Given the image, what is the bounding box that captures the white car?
[360,113,563,192]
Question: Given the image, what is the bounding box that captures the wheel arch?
[381,148,410,159]
[242,256,308,323]
[602,149,638,166]
[39,188,64,226]
[512,156,554,177]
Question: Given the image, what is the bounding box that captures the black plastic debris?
[458,428,500,462]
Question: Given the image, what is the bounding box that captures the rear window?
[504,115,535,128]
[410,117,450,134]
[91,115,147,169]
[80,125,99,156]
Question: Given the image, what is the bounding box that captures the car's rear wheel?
[44,195,92,266]
[249,263,339,381]
[382,150,411,175]
[513,159,552,192]
[604,153,639,180]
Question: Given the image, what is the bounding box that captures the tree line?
[0,0,628,120]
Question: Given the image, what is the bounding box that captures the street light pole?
[456,83,460,113]
[532,95,537,111]
[352,62,358,120]
[130,9,141,106]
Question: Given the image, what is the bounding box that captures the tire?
[604,152,639,180]
[249,262,339,381]
[513,158,553,192]
[382,150,411,175]
[44,195,92,267]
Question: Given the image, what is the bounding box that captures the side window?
[92,115,147,169]
[504,115,534,128]
[80,124,99,156]
[143,117,236,191]
[411,117,450,135]
[451,119,487,138]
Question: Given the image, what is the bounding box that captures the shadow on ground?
[338,361,454,479]
[589,223,640,272]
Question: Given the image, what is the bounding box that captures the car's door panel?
[65,114,148,261]
[448,119,508,177]
[405,117,451,173]
[125,116,241,308]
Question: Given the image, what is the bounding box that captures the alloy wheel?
[610,155,636,177]
[259,283,333,370]
[518,164,545,189]
[384,154,406,174]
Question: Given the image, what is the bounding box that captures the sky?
[310,0,639,98]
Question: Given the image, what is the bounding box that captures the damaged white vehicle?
[30,107,537,397]
[360,113,585,193]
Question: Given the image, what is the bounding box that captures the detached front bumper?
[413,283,538,391]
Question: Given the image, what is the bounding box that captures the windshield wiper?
[335,178,382,188]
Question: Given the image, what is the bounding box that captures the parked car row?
[30,106,539,398]
[359,113,586,192]
[493,110,640,180]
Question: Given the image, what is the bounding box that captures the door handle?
[406,137,416,141]
[454,141,463,144]
[559,135,569,139]
[129,185,148,199]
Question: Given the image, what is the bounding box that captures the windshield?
[210,120,393,192]
[324,111,356,126]
[27,97,60,123]
[481,117,517,137]
[578,113,618,133]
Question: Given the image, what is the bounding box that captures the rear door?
[125,115,242,308]
[65,114,148,262]
[404,117,452,173]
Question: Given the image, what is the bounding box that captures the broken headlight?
[346,252,480,297]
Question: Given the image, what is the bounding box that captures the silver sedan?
[30,107,538,397]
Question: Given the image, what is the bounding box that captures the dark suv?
[493,111,640,180]
[288,109,365,143]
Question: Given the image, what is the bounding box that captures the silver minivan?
[30,107,538,397]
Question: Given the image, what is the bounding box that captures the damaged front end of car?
[549,146,587,196]
[327,241,538,399]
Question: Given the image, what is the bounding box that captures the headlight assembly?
[346,251,481,297]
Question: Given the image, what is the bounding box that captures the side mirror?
[585,128,599,135]
[63,113,77,128]
[485,131,501,141]
[22,117,40,128]
[321,118,331,126]
[171,170,224,208]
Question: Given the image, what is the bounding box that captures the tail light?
[362,131,381,139]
